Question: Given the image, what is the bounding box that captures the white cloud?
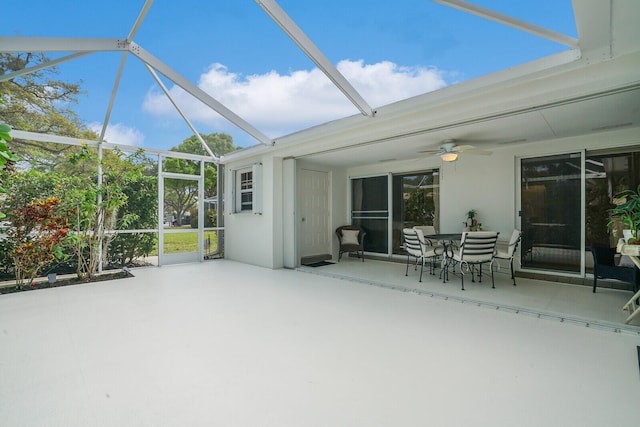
[88,122,145,147]
[142,59,448,138]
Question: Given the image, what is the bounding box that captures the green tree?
[164,133,236,226]
[108,170,158,266]
[0,52,98,170]
[0,122,18,219]
[175,133,236,158]
[64,146,147,279]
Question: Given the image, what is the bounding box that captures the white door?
[299,169,330,260]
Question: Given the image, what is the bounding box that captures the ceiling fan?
[418,140,492,162]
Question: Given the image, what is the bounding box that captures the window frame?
[231,163,262,215]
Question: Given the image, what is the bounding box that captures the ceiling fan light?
[441,152,458,162]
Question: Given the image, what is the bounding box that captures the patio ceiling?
[287,72,640,167]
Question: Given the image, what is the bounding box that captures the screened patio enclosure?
[2,133,224,273]
[2,1,640,278]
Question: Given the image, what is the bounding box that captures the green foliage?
[189,207,216,228]
[163,132,234,227]
[404,189,434,226]
[108,173,158,266]
[3,151,159,273]
[0,53,98,169]
[608,184,640,243]
[63,146,154,278]
[0,107,19,219]
[586,177,614,246]
[175,133,237,158]
[8,197,71,288]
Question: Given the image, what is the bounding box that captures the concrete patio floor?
[299,257,640,334]
[0,259,639,426]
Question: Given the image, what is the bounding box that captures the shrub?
[9,197,71,288]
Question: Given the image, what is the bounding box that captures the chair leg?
[338,251,343,262]
[491,267,495,289]
[441,259,450,283]
[593,274,597,293]
[405,254,410,277]
[510,259,516,286]
[419,258,424,282]
[461,270,465,291]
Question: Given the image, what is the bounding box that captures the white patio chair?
[493,229,522,286]
[448,231,499,290]
[413,225,444,253]
[402,228,442,282]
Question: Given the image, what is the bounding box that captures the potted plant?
[466,209,478,230]
[608,184,640,244]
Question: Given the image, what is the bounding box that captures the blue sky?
[5,0,577,150]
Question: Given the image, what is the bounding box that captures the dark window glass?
[585,149,640,273]
[351,176,388,253]
[239,170,253,211]
[521,154,581,273]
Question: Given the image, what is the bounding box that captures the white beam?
[144,63,219,161]
[433,0,579,48]
[255,0,374,117]
[99,52,128,144]
[128,0,155,41]
[0,37,128,52]
[129,42,273,146]
[11,130,214,162]
[0,52,93,82]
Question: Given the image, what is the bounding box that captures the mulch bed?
[0,270,134,295]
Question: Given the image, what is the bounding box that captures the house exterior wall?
[224,127,639,269]
[224,155,284,268]
[344,127,640,262]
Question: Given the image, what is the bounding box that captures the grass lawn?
[151,229,219,254]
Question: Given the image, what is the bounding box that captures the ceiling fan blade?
[462,148,492,155]
[452,144,476,152]
[417,149,443,154]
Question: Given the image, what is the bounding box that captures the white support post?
[97,143,104,273]
[199,161,205,262]
[158,154,164,266]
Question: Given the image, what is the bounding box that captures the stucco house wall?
[223,126,639,269]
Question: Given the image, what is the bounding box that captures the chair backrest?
[336,225,363,246]
[459,231,499,263]
[403,228,423,257]
[413,225,436,237]
[506,229,522,257]
[591,246,616,267]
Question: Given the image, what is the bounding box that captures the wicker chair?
[335,225,366,261]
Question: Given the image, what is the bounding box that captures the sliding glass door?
[392,171,440,254]
[350,170,440,257]
[351,175,389,254]
[585,149,640,272]
[520,154,581,273]
[521,148,640,275]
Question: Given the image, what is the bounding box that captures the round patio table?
[425,233,462,282]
